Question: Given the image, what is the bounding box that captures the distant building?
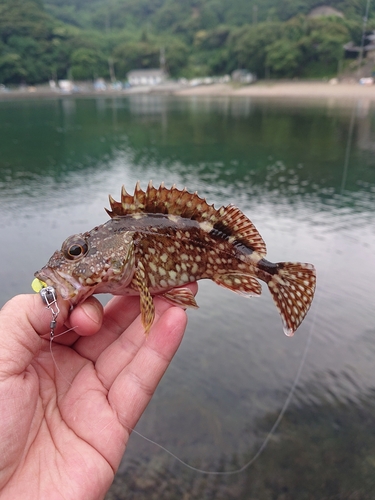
[58,80,74,93]
[231,70,256,84]
[344,31,375,58]
[127,69,167,86]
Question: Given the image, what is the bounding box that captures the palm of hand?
[0,292,189,499]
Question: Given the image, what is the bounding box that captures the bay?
[0,94,374,498]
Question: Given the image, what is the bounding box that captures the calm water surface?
[0,95,375,498]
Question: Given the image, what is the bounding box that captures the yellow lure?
[31,278,47,293]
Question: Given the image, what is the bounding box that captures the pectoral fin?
[162,287,199,309]
[134,262,155,335]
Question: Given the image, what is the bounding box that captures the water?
[1,95,375,498]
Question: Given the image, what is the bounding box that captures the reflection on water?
[108,386,375,499]
[1,95,375,498]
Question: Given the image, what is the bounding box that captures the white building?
[127,69,167,86]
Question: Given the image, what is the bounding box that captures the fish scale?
[35,181,316,336]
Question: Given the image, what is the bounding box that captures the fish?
[35,181,316,336]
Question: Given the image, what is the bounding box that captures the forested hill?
[43,0,368,29]
[0,0,373,84]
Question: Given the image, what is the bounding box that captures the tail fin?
[267,262,316,336]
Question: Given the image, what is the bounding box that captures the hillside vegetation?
[0,0,373,84]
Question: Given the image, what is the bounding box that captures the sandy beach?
[1,81,374,103]
[174,81,375,103]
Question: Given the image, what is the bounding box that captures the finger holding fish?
[73,283,197,365]
[39,297,104,346]
[89,293,190,393]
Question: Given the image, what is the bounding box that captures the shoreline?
[1,81,374,103]
[174,81,375,103]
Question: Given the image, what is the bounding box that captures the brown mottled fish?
[35,182,316,336]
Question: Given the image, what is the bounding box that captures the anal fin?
[162,287,199,309]
[213,273,261,297]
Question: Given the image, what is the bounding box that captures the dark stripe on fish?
[257,259,280,275]
[209,226,255,254]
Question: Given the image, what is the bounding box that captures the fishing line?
[126,292,318,476]
[48,327,77,388]
[340,101,356,194]
[123,101,356,475]
[41,298,315,474]
[37,103,355,475]
[38,284,77,386]
[37,282,314,475]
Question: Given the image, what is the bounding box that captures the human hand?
[0,286,196,499]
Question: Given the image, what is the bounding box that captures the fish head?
[35,228,135,305]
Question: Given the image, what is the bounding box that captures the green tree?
[265,38,302,76]
[0,0,53,42]
[0,52,26,82]
[70,47,108,80]
[229,22,283,76]
[113,41,159,78]
[295,17,349,76]
[5,35,52,81]
[194,25,231,50]
[153,1,190,32]
[0,0,71,83]
[164,39,189,76]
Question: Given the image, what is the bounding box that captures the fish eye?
[62,236,89,260]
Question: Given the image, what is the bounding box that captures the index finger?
[74,282,197,362]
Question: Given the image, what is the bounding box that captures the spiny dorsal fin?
[106,181,267,257]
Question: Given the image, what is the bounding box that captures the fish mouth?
[34,267,83,303]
